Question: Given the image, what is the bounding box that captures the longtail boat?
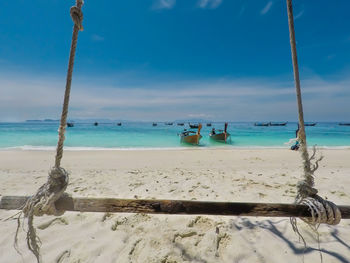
[254,122,269,126]
[117,122,122,126]
[206,123,212,127]
[165,122,173,125]
[177,123,184,126]
[67,122,74,127]
[152,123,157,126]
[339,123,350,126]
[180,124,202,145]
[269,122,287,126]
[209,122,230,143]
[305,122,316,126]
[94,122,98,126]
[189,123,199,129]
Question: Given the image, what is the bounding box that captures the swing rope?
[286,0,341,226]
[15,1,84,262]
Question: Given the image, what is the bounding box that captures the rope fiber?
[15,1,84,262]
[286,0,341,226]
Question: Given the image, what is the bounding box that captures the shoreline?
[1,145,350,151]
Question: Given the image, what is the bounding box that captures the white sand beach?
[0,148,349,262]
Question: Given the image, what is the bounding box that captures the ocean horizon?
[0,121,349,150]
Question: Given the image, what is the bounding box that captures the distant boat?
[305,122,317,126]
[67,122,74,127]
[254,122,269,126]
[117,122,122,126]
[94,122,98,126]
[210,122,230,143]
[339,123,350,126]
[189,123,199,129]
[152,123,157,126]
[269,122,288,126]
[180,124,202,145]
[165,122,173,126]
[177,123,184,126]
[206,123,212,127]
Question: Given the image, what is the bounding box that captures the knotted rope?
[15,1,84,262]
[286,0,341,227]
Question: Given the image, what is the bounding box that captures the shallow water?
[0,122,349,149]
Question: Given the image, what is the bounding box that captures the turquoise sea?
[0,122,349,150]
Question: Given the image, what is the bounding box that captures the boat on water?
[67,122,74,127]
[254,122,269,126]
[269,122,288,126]
[94,122,98,126]
[117,122,122,126]
[177,123,184,126]
[209,122,230,143]
[206,123,212,127]
[339,123,350,126]
[165,122,173,126]
[189,123,199,129]
[152,123,157,126]
[305,122,317,126]
[180,124,202,145]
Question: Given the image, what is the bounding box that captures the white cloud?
[294,9,304,20]
[1,72,349,122]
[198,0,222,9]
[237,6,245,18]
[260,1,273,15]
[153,0,176,10]
[91,34,104,42]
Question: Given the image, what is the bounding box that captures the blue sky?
[0,0,349,121]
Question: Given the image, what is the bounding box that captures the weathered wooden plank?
[1,195,350,218]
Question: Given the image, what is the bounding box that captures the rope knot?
[49,166,68,180]
[70,6,84,31]
[301,196,341,225]
[297,180,318,199]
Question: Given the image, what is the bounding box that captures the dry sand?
[0,148,349,262]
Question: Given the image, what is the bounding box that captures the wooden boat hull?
[269,122,287,126]
[181,134,202,145]
[254,123,269,126]
[210,132,230,143]
[305,123,316,126]
[339,123,350,126]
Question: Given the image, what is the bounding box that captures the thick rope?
[55,0,84,168]
[286,0,341,226]
[14,2,84,262]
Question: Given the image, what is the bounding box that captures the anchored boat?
[269,122,288,126]
[209,122,230,143]
[180,124,202,145]
[254,122,269,126]
[189,123,199,129]
[305,122,317,126]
